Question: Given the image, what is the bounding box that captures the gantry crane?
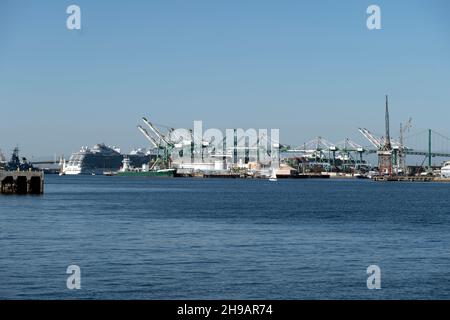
[139,117,175,168]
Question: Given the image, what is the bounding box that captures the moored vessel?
[62,144,155,175]
[441,161,450,178]
[115,156,175,177]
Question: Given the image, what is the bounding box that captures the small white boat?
[269,168,277,182]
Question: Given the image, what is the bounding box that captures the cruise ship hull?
[63,144,155,175]
[441,166,450,178]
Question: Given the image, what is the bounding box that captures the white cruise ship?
[441,161,450,178]
[63,144,156,175]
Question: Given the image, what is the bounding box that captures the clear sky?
[1,0,449,157]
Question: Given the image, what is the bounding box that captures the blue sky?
[1,0,449,157]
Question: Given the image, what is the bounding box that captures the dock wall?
[0,171,44,194]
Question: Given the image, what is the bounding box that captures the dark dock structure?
[0,171,44,194]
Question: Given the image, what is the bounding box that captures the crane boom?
[358,128,382,148]
[142,117,171,146]
[137,125,159,148]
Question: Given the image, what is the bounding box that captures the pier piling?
[0,171,44,194]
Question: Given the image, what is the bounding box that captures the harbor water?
[1,176,450,299]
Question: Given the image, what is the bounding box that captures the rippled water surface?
[1,175,450,299]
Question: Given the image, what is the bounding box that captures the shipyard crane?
[137,125,159,149]
[334,138,366,171]
[141,117,176,168]
[358,128,403,151]
[142,117,172,147]
[335,138,363,151]
[142,117,197,148]
[289,137,336,154]
[358,128,382,149]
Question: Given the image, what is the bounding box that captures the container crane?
[141,117,175,168]
[358,128,382,149]
[137,125,159,149]
[142,117,172,147]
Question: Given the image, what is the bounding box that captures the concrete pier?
[0,171,44,194]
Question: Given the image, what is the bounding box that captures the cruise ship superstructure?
[63,144,155,175]
[441,161,450,178]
